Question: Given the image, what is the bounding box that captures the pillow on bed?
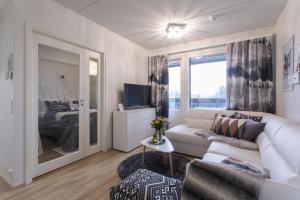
[69,100,79,111]
[45,101,70,112]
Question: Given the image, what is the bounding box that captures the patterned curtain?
[226,36,275,113]
[148,55,169,118]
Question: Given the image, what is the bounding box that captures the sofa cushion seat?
[203,152,230,163]
[207,141,262,169]
[165,124,209,146]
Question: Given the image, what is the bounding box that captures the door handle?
[80,99,84,106]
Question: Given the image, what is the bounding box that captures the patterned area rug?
[118,151,191,181]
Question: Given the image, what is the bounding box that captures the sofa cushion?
[208,135,258,150]
[165,124,209,146]
[203,152,230,163]
[261,114,292,138]
[259,142,297,184]
[259,115,300,186]
[207,141,262,168]
[212,115,248,138]
[230,112,263,122]
[242,120,266,142]
[273,125,300,177]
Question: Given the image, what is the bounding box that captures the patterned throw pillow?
[211,113,226,130]
[212,114,248,138]
[231,112,263,122]
[45,101,71,112]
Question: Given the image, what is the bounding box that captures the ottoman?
[110,169,182,200]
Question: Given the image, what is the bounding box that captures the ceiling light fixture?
[166,23,187,39]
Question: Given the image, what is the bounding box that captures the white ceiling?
[54,0,287,49]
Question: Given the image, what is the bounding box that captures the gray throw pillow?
[242,120,266,142]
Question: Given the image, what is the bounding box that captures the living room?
[0,0,299,199]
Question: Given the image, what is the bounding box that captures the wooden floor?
[0,147,144,200]
[39,136,64,164]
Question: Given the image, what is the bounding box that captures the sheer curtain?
[226,36,275,113]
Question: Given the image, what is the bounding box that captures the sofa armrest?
[208,135,258,150]
[259,180,300,200]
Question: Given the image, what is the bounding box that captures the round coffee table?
[140,136,174,176]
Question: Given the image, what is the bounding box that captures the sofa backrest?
[258,114,300,186]
[185,109,219,130]
[185,109,265,130]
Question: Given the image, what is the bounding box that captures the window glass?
[89,58,98,146]
[190,54,226,109]
[168,59,181,110]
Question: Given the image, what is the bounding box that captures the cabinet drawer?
[127,110,155,122]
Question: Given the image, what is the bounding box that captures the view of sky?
[191,61,226,98]
[169,61,226,98]
[169,66,181,98]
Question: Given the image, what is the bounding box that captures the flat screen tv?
[124,83,151,109]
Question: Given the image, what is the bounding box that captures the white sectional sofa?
[165,110,300,188]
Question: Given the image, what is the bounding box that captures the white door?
[85,50,102,156]
[33,33,85,177]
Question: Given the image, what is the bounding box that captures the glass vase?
[152,129,163,144]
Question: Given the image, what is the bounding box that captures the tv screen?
[124,84,151,109]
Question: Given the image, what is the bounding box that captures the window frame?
[168,58,181,111]
[166,46,227,120]
[188,53,227,110]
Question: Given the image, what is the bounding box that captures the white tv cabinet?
[113,108,156,152]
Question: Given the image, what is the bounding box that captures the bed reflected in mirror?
[38,44,80,164]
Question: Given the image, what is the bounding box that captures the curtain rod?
[167,44,227,56]
[166,34,274,56]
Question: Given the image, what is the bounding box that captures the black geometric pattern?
[110,169,182,200]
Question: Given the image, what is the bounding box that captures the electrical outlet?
[5,53,13,80]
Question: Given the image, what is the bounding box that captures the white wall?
[275,0,300,124]
[9,0,149,186]
[0,0,14,185]
[38,45,80,101]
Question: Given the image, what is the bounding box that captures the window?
[189,53,226,109]
[168,59,181,110]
